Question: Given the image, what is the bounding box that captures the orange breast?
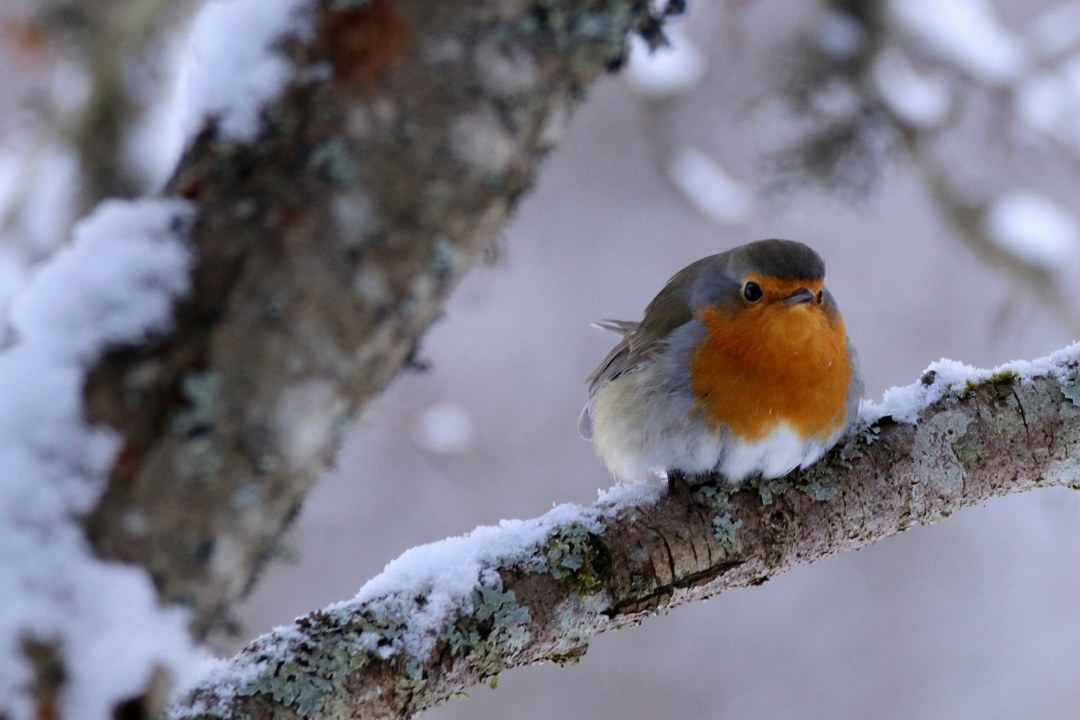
[690,302,852,442]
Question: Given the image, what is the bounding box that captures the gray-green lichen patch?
[835,422,880,467]
[797,477,838,502]
[308,138,357,185]
[505,2,651,76]
[755,466,836,504]
[712,513,743,553]
[431,235,458,278]
[755,476,792,506]
[170,371,221,436]
[692,481,736,508]
[909,408,972,500]
[175,436,226,481]
[553,592,608,655]
[523,523,605,594]
[222,606,418,717]
[1062,368,1080,406]
[1062,459,1080,489]
[437,576,532,664]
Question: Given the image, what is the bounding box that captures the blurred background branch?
[33,0,190,211]
[620,0,1080,336]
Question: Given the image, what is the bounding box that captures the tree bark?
[79,0,665,637]
[172,359,1080,720]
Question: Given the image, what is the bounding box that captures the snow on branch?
[0,199,198,720]
[172,346,1080,720]
[1,0,674,717]
[79,0,671,640]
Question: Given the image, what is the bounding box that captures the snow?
[171,473,671,716]
[346,501,603,655]
[986,192,1080,269]
[0,139,78,268]
[178,0,312,141]
[873,48,952,127]
[1017,56,1080,151]
[890,0,1027,85]
[414,403,475,454]
[173,494,645,715]
[334,488,667,662]
[0,199,199,719]
[667,146,753,225]
[125,35,188,191]
[861,343,1080,425]
[625,24,706,98]
[275,379,348,472]
[449,110,516,174]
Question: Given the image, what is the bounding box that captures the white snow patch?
[275,379,347,472]
[890,0,1027,84]
[596,478,666,507]
[178,0,312,141]
[169,647,285,719]
[414,403,475,454]
[125,35,189,191]
[352,266,390,303]
[0,199,199,719]
[873,48,952,127]
[860,343,1080,425]
[1017,56,1080,150]
[8,143,80,259]
[625,24,706,98]
[449,110,516,175]
[330,491,657,662]
[667,147,753,225]
[986,192,1080,269]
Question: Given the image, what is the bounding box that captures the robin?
[580,238,862,484]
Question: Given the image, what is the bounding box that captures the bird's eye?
[743,282,763,302]
[815,289,824,304]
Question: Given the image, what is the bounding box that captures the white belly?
[591,369,832,484]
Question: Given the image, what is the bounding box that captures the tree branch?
[173,350,1080,720]
[79,0,664,637]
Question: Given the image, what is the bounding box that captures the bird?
[579,238,862,485]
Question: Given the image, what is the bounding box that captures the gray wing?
[578,264,705,439]
[579,323,638,440]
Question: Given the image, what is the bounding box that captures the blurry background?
[3,1,1080,718]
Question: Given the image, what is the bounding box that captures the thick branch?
[79,0,661,636]
[173,354,1080,720]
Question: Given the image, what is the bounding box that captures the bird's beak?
[785,288,815,305]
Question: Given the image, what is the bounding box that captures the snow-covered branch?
[83,0,669,633]
[2,1,676,717]
[173,348,1080,720]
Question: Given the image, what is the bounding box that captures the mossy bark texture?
[81,0,660,638]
